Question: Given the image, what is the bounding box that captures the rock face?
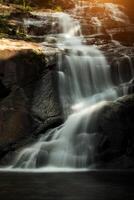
[32,0,75,10]
[0,39,62,163]
[87,0,134,20]
[94,95,134,169]
[107,47,134,86]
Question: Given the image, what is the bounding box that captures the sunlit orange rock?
[0,38,43,60]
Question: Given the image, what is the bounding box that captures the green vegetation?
[0,1,32,40]
[0,12,29,40]
[0,0,32,12]
[0,0,74,10]
[11,0,33,11]
[54,6,62,12]
[0,0,74,41]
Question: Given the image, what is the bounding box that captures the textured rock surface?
[0,39,62,163]
[94,95,134,169]
[32,0,75,10]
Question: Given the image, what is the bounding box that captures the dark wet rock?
[0,74,11,98]
[110,55,134,85]
[0,87,37,145]
[0,87,38,166]
[111,27,134,46]
[0,40,62,164]
[23,14,61,40]
[94,94,134,169]
[9,11,33,20]
[25,21,59,37]
[26,24,50,36]
[32,70,63,129]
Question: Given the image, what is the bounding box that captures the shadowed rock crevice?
[0,73,11,99]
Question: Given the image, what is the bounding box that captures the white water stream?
[4,2,133,171]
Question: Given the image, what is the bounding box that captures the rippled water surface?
[0,171,134,200]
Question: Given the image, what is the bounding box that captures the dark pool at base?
[0,171,134,200]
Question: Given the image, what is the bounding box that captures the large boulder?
[95,94,134,169]
[0,39,62,163]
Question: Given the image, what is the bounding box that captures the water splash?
[10,11,120,170]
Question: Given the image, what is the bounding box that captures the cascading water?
[10,12,118,171]
[56,13,117,115]
[7,3,133,171]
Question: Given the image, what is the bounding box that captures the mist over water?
[6,2,133,171]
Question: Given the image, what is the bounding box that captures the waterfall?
[56,13,117,115]
[8,0,133,171]
[9,11,119,171]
